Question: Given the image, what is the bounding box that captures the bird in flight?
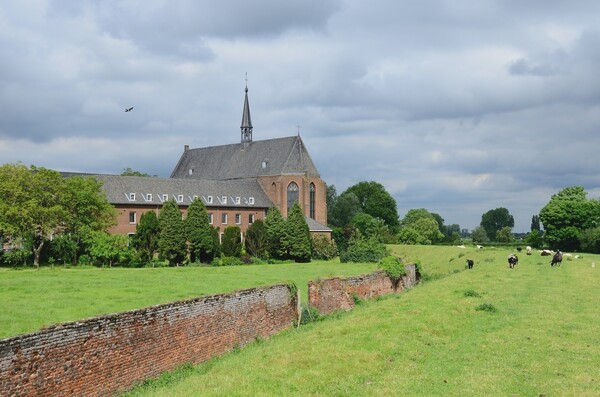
[125,107,134,112]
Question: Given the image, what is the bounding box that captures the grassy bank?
[123,246,600,396]
[0,260,378,339]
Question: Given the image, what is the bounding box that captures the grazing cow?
[551,250,563,266]
[526,246,532,255]
[466,259,474,269]
[508,254,519,269]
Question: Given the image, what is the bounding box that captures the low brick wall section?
[308,264,417,315]
[0,284,299,397]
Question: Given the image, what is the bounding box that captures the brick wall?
[0,284,299,397]
[308,265,417,315]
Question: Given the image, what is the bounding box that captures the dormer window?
[248,197,255,205]
[188,169,194,176]
[177,195,184,203]
[161,194,168,202]
[261,161,267,169]
[145,193,153,202]
[206,195,213,204]
[129,193,136,201]
[233,197,241,205]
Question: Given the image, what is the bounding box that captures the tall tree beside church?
[185,198,216,263]
[245,219,269,259]
[344,181,400,229]
[283,203,312,262]
[222,226,242,257]
[265,207,287,259]
[132,211,159,263]
[158,200,187,265]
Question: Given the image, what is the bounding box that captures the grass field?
[0,260,378,339]
[121,246,600,396]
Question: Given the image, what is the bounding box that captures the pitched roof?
[170,135,321,180]
[304,217,332,233]
[90,174,273,208]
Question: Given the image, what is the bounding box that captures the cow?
[466,259,474,269]
[551,250,563,266]
[508,254,519,269]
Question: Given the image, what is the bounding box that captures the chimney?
[184,145,189,152]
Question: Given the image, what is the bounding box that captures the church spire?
[241,76,253,145]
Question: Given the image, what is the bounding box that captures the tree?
[121,168,151,177]
[283,203,312,262]
[524,229,544,249]
[158,200,187,265]
[222,226,242,257]
[480,207,514,241]
[131,211,159,263]
[531,215,541,232]
[185,199,216,263]
[339,230,387,263]
[0,163,66,268]
[496,226,515,243]
[471,226,489,244]
[579,226,600,254]
[62,176,116,263]
[344,181,399,229]
[329,191,361,228]
[244,220,269,259]
[265,207,287,259]
[326,184,338,226]
[350,213,389,242]
[86,231,128,267]
[399,208,443,244]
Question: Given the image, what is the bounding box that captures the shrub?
[378,256,407,290]
[476,303,498,313]
[222,226,242,257]
[311,234,339,260]
[212,256,244,267]
[340,231,387,263]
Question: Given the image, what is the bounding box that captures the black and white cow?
[508,254,519,269]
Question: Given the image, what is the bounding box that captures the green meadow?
[122,246,600,396]
[3,246,599,396]
[0,260,378,339]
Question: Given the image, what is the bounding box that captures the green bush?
[476,303,498,313]
[311,234,339,260]
[340,231,387,263]
[378,256,407,290]
[211,256,244,267]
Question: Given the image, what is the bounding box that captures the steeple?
[240,79,253,145]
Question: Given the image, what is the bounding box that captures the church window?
[287,182,299,213]
[309,183,316,219]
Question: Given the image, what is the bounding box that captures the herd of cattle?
[465,246,565,270]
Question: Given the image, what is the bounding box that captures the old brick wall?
[308,265,417,315]
[0,284,299,397]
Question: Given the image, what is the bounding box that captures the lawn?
[0,260,378,339]
[121,246,600,396]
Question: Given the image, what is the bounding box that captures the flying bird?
[125,107,133,112]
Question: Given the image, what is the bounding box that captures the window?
[235,214,241,224]
[208,213,213,224]
[249,197,254,205]
[192,195,199,201]
[145,193,153,202]
[177,194,184,203]
[221,213,227,224]
[309,183,316,219]
[129,193,136,201]
[188,169,194,176]
[161,194,168,202]
[249,214,255,224]
[207,195,213,204]
[129,211,137,224]
[222,196,227,204]
[287,182,299,213]
[261,160,267,168]
[234,197,241,205]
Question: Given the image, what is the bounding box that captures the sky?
[1,0,600,232]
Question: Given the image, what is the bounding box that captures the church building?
[100,85,330,239]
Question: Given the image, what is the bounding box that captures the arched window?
[309,183,316,219]
[287,182,299,213]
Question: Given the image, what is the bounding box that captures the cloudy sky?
[2,0,600,232]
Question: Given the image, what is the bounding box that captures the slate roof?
[90,174,273,208]
[170,135,321,180]
[305,217,332,232]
